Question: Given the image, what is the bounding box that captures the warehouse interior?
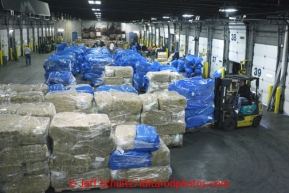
[0,0,289,193]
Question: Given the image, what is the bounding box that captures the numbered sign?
[253,67,262,77]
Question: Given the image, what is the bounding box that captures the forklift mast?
[214,77,233,127]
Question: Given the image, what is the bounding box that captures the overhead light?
[88,1,101,4]
[182,14,194,18]
[229,17,236,20]
[92,9,100,11]
[151,17,157,20]
[163,16,170,19]
[94,12,101,15]
[219,8,238,12]
[58,29,64,32]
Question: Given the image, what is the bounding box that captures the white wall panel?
[14,29,21,57]
[251,43,277,105]
[22,29,28,45]
[39,28,42,37]
[188,36,195,55]
[0,30,9,58]
[179,35,186,56]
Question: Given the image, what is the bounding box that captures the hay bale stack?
[104,66,133,86]
[146,71,181,93]
[0,114,50,193]
[49,112,115,191]
[45,90,93,113]
[110,124,170,182]
[94,91,142,127]
[140,91,186,148]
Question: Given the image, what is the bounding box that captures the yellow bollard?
[165,48,168,58]
[202,62,209,79]
[9,48,13,61]
[267,85,273,106]
[0,50,2,65]
[274,87,281,114]
[221,68,225,78]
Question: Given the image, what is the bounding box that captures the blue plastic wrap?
[185,54,197,65]
[96,85,138,94]
[185,102,215,117]
[133,73,146,91]
[171,59,179,68]
[43,56,73,78]
[109,150,151,170]
[48,84,65,92]
[168,77,215,128]
[212,69,222,79]
[195,57,203,64]
[135,61,151,75]
[177,59,185,72]
[46,71,76,86]
[159,65,178,72]
[186,114,214,128]
[66,84,94,96]
[56,42,67,52]
[134,124,160,152]
[149,62,160,72]
[168,77,215,99]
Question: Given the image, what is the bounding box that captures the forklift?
[214,74,263,131]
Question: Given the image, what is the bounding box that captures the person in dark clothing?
[237,80,251,111]
[136,43,141,54]
[172,51,179,60]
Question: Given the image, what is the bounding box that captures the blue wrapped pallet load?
[82,48,114,86]
[46,71,76,86]
[66,84,94,96]
[184,54,203,78]
[96,85,138,94]
[168,76,215,129]
[109,124,171,182]
[43,56,73,79]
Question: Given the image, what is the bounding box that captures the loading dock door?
[210,39,224,77]
[251,43,278,104]
[14,29,21,57]
[229,25,246,63]
[188,36,195,55]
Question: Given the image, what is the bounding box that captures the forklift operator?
[237,80,251,111]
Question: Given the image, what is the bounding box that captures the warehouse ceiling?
[41,0,289,22]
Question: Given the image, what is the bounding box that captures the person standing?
[237,80,251,111]
[110,42,115,54]
[24,45,31,66]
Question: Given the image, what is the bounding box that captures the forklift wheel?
[223,118,236,132]
[252,116,262,127]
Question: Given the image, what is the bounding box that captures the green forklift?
[214,75,263,131]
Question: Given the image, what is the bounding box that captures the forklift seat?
[241,92,253,106]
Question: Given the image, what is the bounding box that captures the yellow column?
[9,48,13,61]
[0,50,2,65]
[221,68,225,78]
[274,87,281,114]
[202,62,209,79]
[267,85,273,106]
[29,42,32,51]
[165,48,168,58]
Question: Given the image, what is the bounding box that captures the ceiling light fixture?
[88,1,101,4]
[219,8,237,12]
[151,17,157,20]
[163,16,170,19]
[182,14,194,18]
[92,9,100,11]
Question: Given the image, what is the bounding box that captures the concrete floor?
[0,52,288,193]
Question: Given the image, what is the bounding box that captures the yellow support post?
[202,62,209,79]
[9,48,13,61]
[29,42,32,51]
[165,48,168,58]
[274,87,281,114]
[267,85,273,106]
[0,50,2,65]
[221,68,225,78]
